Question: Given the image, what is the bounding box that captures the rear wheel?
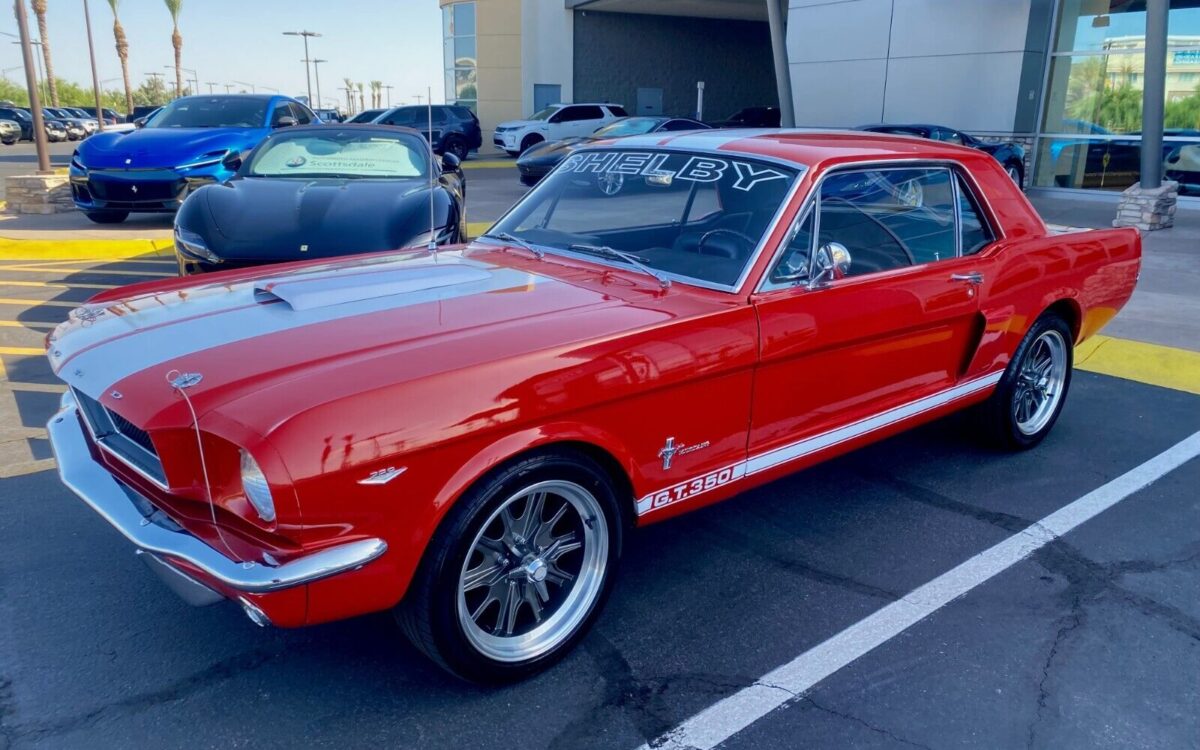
[84,210,129,224]
[519,134,543,155]
[445,136,468,161]
[397,448,622,683]
[978,313,1073,449]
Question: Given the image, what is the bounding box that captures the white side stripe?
[636,373,1003,516]
[640,430,1200,750]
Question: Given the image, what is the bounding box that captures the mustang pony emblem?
[658,437,710,470]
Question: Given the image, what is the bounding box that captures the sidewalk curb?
[0,236,174,261]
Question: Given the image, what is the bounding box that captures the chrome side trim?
[635,372,1004,515]
[49,392,388,594]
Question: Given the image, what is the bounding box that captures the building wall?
[521,0,574,115]
[440,0,524,153]
[785,0,1052,134]
[572,10,777,121]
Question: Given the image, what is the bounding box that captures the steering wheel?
[696,228,757,258]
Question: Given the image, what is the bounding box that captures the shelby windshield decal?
[560,151,790,192]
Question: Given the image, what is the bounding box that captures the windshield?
[246,129,428,179]
[529,106,559,121]
[489,148,801,288]
[148,97,268,129]
[592,118,662,138]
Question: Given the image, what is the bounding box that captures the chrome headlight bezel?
[239,450,277,523]
[173,224,223,264]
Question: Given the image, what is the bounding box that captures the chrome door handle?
[950,272,984,284]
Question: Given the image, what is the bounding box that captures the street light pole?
[206,81,217,94]
[12,1,50,173]
[82,0,105,131]
[308,58,326,110]
[283,30,321,105]
[384,84,394,107]
[232,80,256,93]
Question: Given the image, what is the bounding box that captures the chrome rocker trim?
[48,392,388,597]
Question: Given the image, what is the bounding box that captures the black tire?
[445,136,468,161]
[977,313,1073,450]
[397,447,623,684]
[84,210,129,224]
[519,134,543,154]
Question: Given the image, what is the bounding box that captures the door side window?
[569,106,604,122]
[289,103,314,124]
[767,209,815,286]
[957,175,995,255]
[816,168,957,276]
[269,104,292,126]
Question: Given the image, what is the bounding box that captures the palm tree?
[106,0,133,116]
[355,82,364,113]
[343,77,354,114]
[370,80,382,108]
[163,0,183,97]
[31,0,59,107]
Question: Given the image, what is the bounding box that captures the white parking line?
[642,430,1200,750]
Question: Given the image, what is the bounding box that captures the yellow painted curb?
[1076,335,1200,396]
[466,221,491,238]
[0,236,174,261]
[462,160,515,170]
[0,346,44,356]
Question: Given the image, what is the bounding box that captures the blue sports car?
[69,94,321,223]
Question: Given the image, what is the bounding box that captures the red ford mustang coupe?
[46,131,1140,682]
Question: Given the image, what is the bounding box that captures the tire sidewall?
[994,314,1074,449]
[519,134,542,154]
[419,451,623,682]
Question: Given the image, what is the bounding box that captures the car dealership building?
[440,0,1199,202]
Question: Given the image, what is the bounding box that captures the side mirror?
[440,151,461,172]
[133,116,147,129]
[808,242,852,289]
[222,150,243,172]
[274,115,298,129]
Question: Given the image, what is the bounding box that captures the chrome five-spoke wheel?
[457,480,607,662]
[1013,329,1067,436]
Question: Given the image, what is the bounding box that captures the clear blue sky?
[3,0,443,108]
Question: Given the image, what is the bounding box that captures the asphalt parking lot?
[0,164,1197,750]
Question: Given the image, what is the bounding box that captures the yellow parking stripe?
[466,221,491,238]
[3,381,64,393]
[0,298,77,308]
[0,346,44,356]
[0,265,173,278]
[0,320,55,329]
[0,236,173,261]
[462,160,515,170]
[0,257,174,267]
[0,279,117,290]
[1077,335,1200,396]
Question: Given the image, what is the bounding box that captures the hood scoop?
[254,265,492,311]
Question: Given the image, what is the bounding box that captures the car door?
[566,105,606,138]
[747,165,990,468]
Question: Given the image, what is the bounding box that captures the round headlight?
[240,450,276,523]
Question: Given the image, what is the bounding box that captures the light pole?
[9,5,50,173]
[232,80,257,93]
[224,84,233,94]
[206,81,217,94]
[282,30,321,105]
[164,65,199,95]
[9,38,47,103]
[307,58,326,110]
[384,84,394,107]
[82,0,105,130]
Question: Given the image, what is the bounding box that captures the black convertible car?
[173,124,466,275]
[859,123,1027,188]
[516,115,709,186]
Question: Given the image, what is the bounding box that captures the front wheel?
[978,313,1073,449]
[84,210,129,224]
[397,449,622,683]
[1006,161,1024,189]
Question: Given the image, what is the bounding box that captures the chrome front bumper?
[48,393,387,600]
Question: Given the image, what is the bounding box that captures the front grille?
[73,388,167,486]
[88,177,182,202]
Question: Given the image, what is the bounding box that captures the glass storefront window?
[1036,0,1200,195]
[442,2,477,114]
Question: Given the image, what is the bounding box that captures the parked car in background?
[315,108,343,122]
[494,102,627,156]
[44,119,68,143]
[859,123,1028,187]
[516,115,710,185]
[44,107,95,138]
[373,104,482,160]
[173,124,466,274]
[347,108,386,124]
[712,106,781,128]
[127,104,162,123]
[0,107,33,140]
[69,94,319,224]
[132,107,162,128]
[61,107,102,135]
[0,119,19,145]
[44,130,1140,683]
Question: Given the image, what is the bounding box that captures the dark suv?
[374,104,482,160]
[0,107,33,140]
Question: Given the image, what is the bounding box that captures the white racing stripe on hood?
[50,257,544,396]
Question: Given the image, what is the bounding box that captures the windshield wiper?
[483,231,544,260]
[568,243,671,289]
